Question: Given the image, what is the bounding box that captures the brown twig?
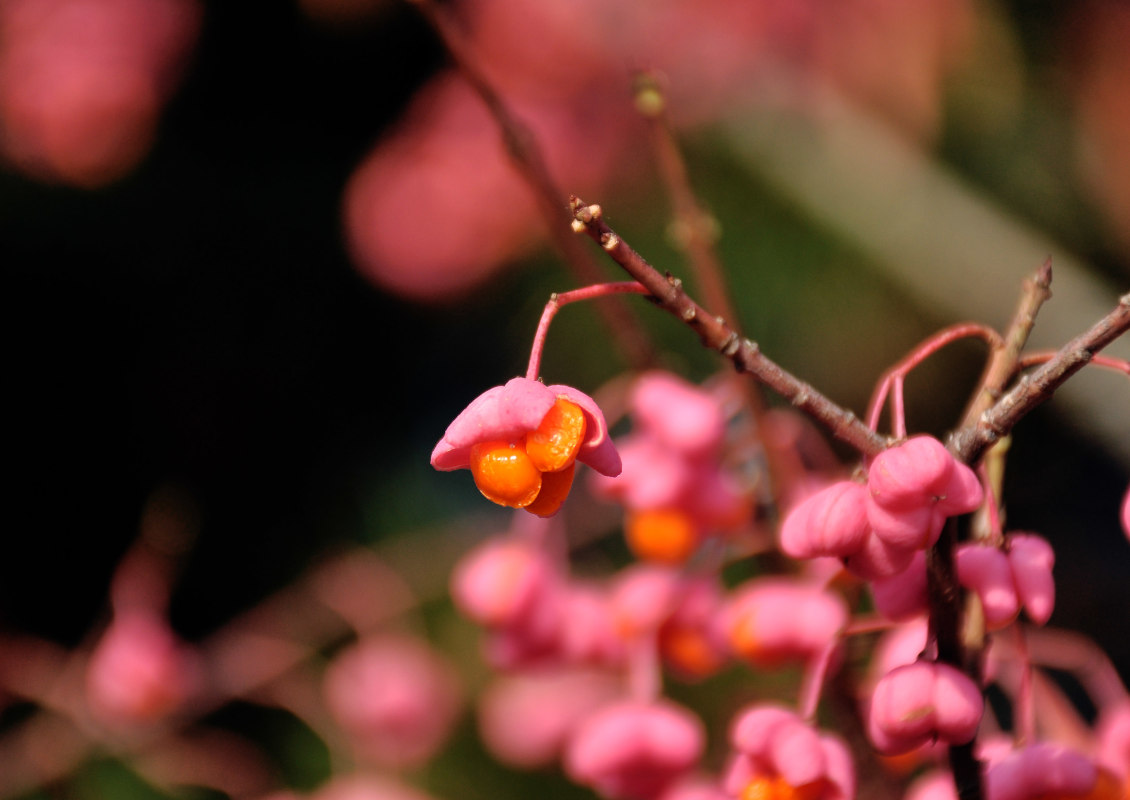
[634,74,791,507]
[569,196,891,457]
[932,280,1127,800]
[949,291,1130,466]
[960,258,1054,427]
[405,0,654,368]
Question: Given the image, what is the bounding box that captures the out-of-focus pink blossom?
[657,576,728,680]
[1121,484,1130,541]
[85,611,199,726]
[779,480,871,560]
[558,584,624,666]
[1070,2,1130,256]
[1097,703,1130,781]
[724,704,854,800]
[0,0,200,187]
[477,668,622,769]
[311,775,439,800]
[984,743,1104,800]
[343,76,540,302]
[722,578,847,669]
[655,777,730,800]
[564,699,705,800]
[904,770,957,800]
[323,635,462,768]
[449,536,564,667]
[590,372,750,562]
[628,372,726,460]
[867,660,983,755]
[450,536,560,631]
[609,564,685,639]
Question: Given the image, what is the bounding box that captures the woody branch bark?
[570,196,892,457]
[949,290,1130,465]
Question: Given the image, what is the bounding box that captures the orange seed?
[526,397,587,473]
[470,439,543,508]
[525,461,576,518]
[625,508,699,564]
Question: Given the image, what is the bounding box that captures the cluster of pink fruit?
[431,350,1130,800]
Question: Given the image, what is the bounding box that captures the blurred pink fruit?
[323,635,462,768]
[0,0,200,186]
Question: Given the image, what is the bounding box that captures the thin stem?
[406,0,654,367]
[960,259,1053,427]
[570,196,892,457]
[798,639,840,722]
[1016,351,1130,375]
[526,282,649,380]
[865,323,1003,434]
[892,376,907,439]
[634,73,786,507]
[949,292,1130,465]
[1013,624,1035,746]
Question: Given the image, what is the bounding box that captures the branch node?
[667,275,683,291]
[742,338,759,356]
[601,232,620,252]
[570,219,586,234]
[719,332,742,357]
[682,306,697,322]
[792,387,811,407]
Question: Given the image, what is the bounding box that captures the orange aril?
[1037,768,1127,800]
[742,776,828,800]
[660,625,723,678]
[526,397,587,473]
[625,508,699,564]
[728,609,785,668]
[470,439,542,508]
[525,461,575,518]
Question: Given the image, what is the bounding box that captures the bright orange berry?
[470,439,542,508]
[525,397,586,473]
[728,608,787,669]
[525,461,576,518]
[1039,768,1127,800]
[659,625,723,679]
[625,508,699,564]
[742,776,828,800]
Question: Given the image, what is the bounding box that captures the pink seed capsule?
[868,661,983,755]
[1007,533,1055,626]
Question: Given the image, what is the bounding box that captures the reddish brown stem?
[570,196,891,457]
[949,291,1130,465]
[960,258,1054,427]
[406,0,654,368]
